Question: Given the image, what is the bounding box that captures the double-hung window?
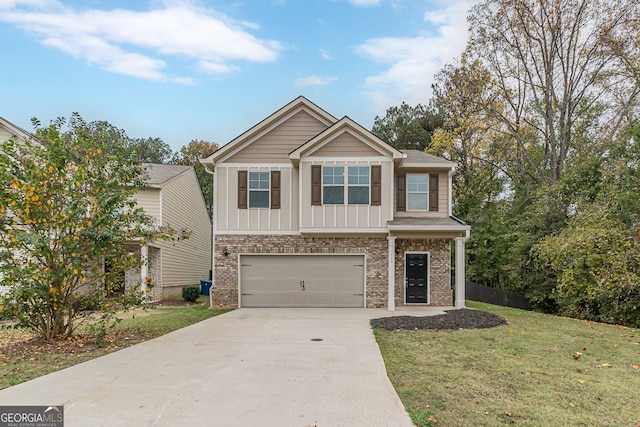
[347,166,369,204]
[407,174,428,211]
[313,165,378,206]
[322,166,344,204]
[248,171,269,208]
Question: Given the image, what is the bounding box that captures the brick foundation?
[214,234,453,309]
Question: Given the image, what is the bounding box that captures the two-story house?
[1,116,212,300]
[127,163,212,300]
[201,97,470,310]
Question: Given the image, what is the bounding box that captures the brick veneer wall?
[394,239,452,306]
[214,234,453,308]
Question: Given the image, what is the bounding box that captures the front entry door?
[406,253,429,303]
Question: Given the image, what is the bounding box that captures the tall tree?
[371,103,444,151]
[0,117,177,340]
[127,137,174,164]
[171,139,218,218]
[467,0,640,184]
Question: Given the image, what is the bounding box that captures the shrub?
[182,286,200,302]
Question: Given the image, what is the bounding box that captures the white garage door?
[240,255,365,308]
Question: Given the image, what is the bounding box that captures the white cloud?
[356,0,475,111]
[320,49,332,60]
[347,0,380,6]
[0,0,283,82]
[295,75,338,87]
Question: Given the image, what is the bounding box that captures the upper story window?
[407,174,428,211]
[347,166,369,204]
[322,166,371,205]
[249,171,269,208]
[322,166,344,204]
[312,165,380,207]
[396,173,438,213]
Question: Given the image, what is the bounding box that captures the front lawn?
[374,301,640,426]
[0,297,230,389]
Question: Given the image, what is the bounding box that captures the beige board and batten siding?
[299,159,393,231]
[155,169,212,288]
[298,132,395,231]
[224,110,330,163]
[215,165,298,232]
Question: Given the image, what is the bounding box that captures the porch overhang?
[387,216,470,234]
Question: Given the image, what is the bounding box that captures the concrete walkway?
[0,308,446,427]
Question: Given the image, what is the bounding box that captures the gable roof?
[142,163,193,188]
[0,116,38,143]
[289,116,404,166]
[399,150,456,169]
[202,96,337,167]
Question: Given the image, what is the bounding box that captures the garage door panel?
[240,255,364,308]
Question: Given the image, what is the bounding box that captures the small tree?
[0,116,174,340]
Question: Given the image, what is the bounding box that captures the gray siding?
[155,169,212,289]
[133,189,161,225]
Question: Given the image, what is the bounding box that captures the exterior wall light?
[223,247,229,257]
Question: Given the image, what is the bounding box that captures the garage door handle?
[300,280,305,291]
[353,293,364,296]
[242,293,253,296]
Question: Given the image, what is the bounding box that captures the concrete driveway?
[0,308,418,427]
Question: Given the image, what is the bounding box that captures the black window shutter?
[429,173,439,211]
[396,174,406,211]
[311,165,322,206]
[371,165,381,206]
[238,170,247,209]
[271,170,281,209]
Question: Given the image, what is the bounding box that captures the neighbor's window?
[249,171,269,208]
[323,166,344,204]
[347,166,369,204]
[407,174,428,211]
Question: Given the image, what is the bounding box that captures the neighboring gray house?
[0,117,37,295]
[201,96,470,310]
[129,163,212,300]
[0,116,212,300]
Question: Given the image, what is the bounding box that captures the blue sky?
[0,0,475,151]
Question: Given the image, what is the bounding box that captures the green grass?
[1,297,231,389]
[374,301,640,427]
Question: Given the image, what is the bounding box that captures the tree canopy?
[0,116,176,339]
[376,0,640,325]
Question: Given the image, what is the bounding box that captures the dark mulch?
[371,308,507,331]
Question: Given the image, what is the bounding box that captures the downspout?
[204,165,215,309]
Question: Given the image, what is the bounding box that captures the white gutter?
[203,165,215,310]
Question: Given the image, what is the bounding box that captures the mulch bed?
[371,308,507,331]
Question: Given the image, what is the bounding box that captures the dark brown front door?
[406,253,428,303]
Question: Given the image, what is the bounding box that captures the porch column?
[387,235,396,311]
[140,244,149,292]
[454,237,466,308]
